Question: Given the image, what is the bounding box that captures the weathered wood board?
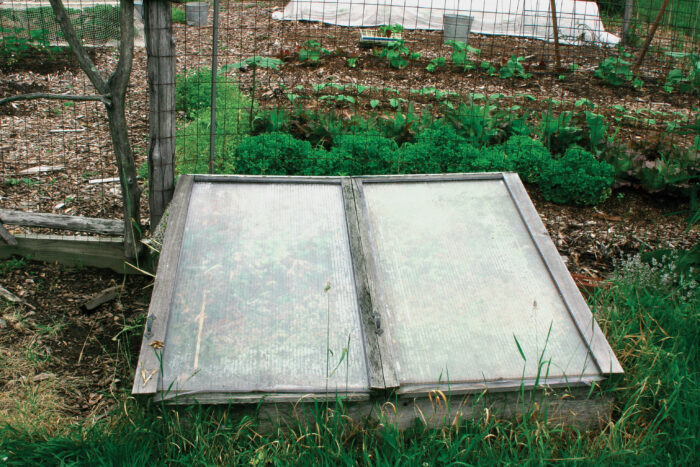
[161,386,612,431]
[0,209,124,236]
[0,234,133,274]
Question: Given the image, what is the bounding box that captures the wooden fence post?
[144,0,176,229]
[621,0,634,45]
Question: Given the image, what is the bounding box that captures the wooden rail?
[0,209,124,236]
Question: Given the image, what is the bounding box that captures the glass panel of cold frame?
[160,182,368,394]
[361,180,598,386]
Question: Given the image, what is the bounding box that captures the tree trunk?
[106,93,142,259]
[48,0,141,260]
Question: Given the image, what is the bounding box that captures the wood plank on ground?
[0,234,135,274]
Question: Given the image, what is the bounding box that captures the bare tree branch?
[0,93,111,106]
[48,0,108,94]
[109,0,134,94]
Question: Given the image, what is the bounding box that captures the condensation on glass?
[160,182,369,394]
[361,180,598,386]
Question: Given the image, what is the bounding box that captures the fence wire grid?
[0,0,699,234]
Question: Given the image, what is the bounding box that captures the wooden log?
[0,234,133,274]
[0,209,124,236]
[145,0,176,229]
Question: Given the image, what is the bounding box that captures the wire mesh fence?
[173,0,698,201]
[1,0,699,233]
[0,0,148,232]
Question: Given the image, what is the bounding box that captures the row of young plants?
[229,130,613,205]
[0,5,121,62]
[290,27,699,95]
[173,66,698,203]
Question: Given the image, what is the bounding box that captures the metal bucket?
[443,14,473,44]
[186,2,210,27]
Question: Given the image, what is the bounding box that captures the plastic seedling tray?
[359,29,403,48]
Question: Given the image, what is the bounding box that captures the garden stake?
[633,0,670,74]
[549,0,561,69]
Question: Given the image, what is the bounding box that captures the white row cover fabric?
[272,0,619,45]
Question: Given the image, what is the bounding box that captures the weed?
[2,254,697,464]
[171,7,186,24]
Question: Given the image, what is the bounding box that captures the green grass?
[0,250,697,465]
[171,7,186,25]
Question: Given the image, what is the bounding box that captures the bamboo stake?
[632,0,670,74]
[549,0,561,69]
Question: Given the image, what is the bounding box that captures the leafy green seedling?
[499,56,531,79]
[377,40,420,69]
[426,57,446,72]
[445,40,480,71]
[299,40,330,64]
[378,24,403,37]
